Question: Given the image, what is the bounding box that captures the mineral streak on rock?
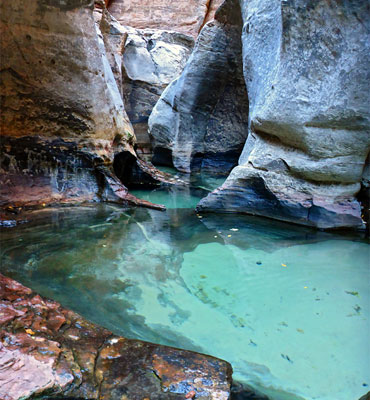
[197,0,370,229]
[108,0,224,39]
[0,136,166,211]
[149,0,249,174]
[0,273,232,399]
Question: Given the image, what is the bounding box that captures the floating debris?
[303,286,308,289]
[249,339,257,347]
[296,328,304,334]
[281,354,293,363]
[345,291,359,297]
[230,228,239,232]
[227,234,232,238]
[25,329,35,335]
[281,263,287,267]
[353,304,361,314]
[256,261,262,265]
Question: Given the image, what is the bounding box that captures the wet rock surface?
[197,0,370,229]
[149,0,249,174]
[0,273,232,400]
[0,136,167,212]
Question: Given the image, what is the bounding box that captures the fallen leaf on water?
[345,290,359,297]
[281,264,287,267]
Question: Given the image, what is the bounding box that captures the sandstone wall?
[108,0,224,38]
[0,0,168,210]
[148,0,249,174]
[197,0,370,229]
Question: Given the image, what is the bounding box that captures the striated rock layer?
[0,0,173,211]
[149,0,249,174]
[0,273,232,399]
[108,0,224,39]
[197,0,370,229]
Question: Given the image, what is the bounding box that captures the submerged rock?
[149,0,249,174]
[197,0,370,229]
[0,273,232,399]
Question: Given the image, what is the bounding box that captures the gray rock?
[94,8,194,151]
[122,27,194,149]
[148,0,249,174]
[197,0,370,229]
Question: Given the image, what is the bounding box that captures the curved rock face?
[197,0,370,229]
[0,0,133,142]
[0,0,134,206]
[108,0,224,38]
[148,0,249,174]
[0,0,171,210]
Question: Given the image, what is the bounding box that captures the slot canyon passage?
[0,0,369,399]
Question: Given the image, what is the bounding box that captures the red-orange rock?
[0,273,232,399]
[108,0,224,38]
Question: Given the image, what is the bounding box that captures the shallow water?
[1,175,369,400]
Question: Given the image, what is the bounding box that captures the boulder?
[107,0,224,38]
[148,0,249,174]
[197,0,370,229]
[122,27,194,151]
[0,273,232,399]
[93,8,194,155]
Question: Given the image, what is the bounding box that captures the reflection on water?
[1,179,369,400]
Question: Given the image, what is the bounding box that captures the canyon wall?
[191,0,369,229]
[107,0,224,38]
[0,0,172,211]
[148,0,249,174]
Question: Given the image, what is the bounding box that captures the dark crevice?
[113,150,162,188]
[152,147,174,168]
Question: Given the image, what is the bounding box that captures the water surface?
[1,177,369,400]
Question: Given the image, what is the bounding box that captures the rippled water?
[1,172,369,400]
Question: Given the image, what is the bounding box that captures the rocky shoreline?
[0,273,233,399]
